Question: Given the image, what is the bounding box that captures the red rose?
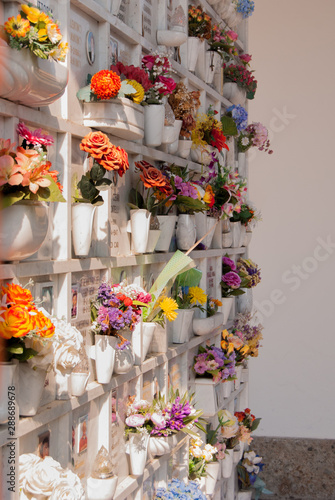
[156,75,176,95]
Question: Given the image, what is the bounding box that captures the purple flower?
[222,256,236,270]
[194,361,208,375]
[222,271,241,289]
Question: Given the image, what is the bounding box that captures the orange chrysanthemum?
[90,70,122,100]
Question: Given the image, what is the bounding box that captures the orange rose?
[0,305,35,339]
[80,131,112,159]
[34,310,55,338]
[140,166,168,189]
[2,283,33,306]
[99,145,129,177]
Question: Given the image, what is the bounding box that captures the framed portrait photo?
[35,282,54,315]
[77,414,88,454]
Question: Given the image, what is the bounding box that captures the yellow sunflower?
[125,79,145,104]
[4,15,30,38]
[159,297,178,322]
[188,287,207,306]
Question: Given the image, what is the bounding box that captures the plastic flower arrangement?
[230,203,256,226]
[90,281,151,343]
[168,82,201,139]
[221,330,249,366]
[233,0,255,19]
[206,297,222,317]
[237,450,273,499]
[237,258,262,288]
[191,106,229,153]
[235,408,261,446]
[3,3,68,61]
[188,5,212,40]
[217,409,240,449]
[224,64,257,100]
[226,105,248,133]
[238,122,273,155]
[221,255,249,297]
[0,283,55,363]
[111,61,153,93]
[233,313,263,357]
[174,286,208,310]
[141,53,176,104]
[189,434,218,480]
[0,125,65,208]
[208,25,238,62]
[193,344,236,383]
[211,163,247,219]
[155,478,207,500]
[75,131,129,205]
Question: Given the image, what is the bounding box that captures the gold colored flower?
[159,297,178,322]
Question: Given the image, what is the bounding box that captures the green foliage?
[221,115,238,137]
[7,338,37,362]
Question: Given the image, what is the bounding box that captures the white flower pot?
[233,444,244,464]
[238,152,247,178]
[130,209,151,254]
[113,344,134,374]
[221,297,234,324]
[162,119,183,147]
[83,97,144,141]
[162,125,176,144]
[155,215,178,252]
[196,43,221,84]
[157,29,187,47]
[17,363,47,417]
[148,436,171,457]
[222,231,233,248]
[236,288,253,315]
[243,230,252,247]
[234,364,243,390]
[70,372,89,397]
[55,370,71,400]
[0,362,17,424]
[131,322,155,365]
[167,308,194,344]
[193,312,224,336]
[0,201,49,262]
[72,203,96,257]
[193,378,225,417]
[176,214,196,250]
[241,367,249,383]
[191,145,216,165]
[86,476,118,500]
[177,139,192,159]
[0,45,68,107]
[239,224,247,248]
[194,213,217,249]
[128,432,149,476]
[187,37,201,71]
[95,335,118,384]
[222,380,232,398]
[222,82,246,105]
[144,104,165,147]
[237,491,252,500]
[205,462,220,496]
[146,229,161,253]
[230,221,242,247]
[222,218,230,232]
[221,449,234,478]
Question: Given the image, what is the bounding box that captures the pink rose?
[227,30,238,41]
[125,414,146,427]
[151,413,166,427]
[142,55,156,71]
[156,75,176,95]
[240,53,252,64]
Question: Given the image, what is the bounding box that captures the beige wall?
[248,0,335,438]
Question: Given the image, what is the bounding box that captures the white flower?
[151,412,166,427]
[241,137,250,146]
[24,456,63,497]
[19,454,41,490]
[202,450,214,462]
[50,470,85,500]
[190,446,203,458]
[46,23,62,44]
[52,318,83,371]
[204,444,217,455]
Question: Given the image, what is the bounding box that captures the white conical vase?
[236,288,253,315]
[144,104,165,147]
[131,322,156,365]
[55,370,71,400]
[113,343,134,374]
[205,462,220,496]
[187,37,201,71]
[128,432,149,476]
[176,214,196,250]
[95,335,118,384]
[237,491,252,500]
[0,362,17,424]
[230,221,242,247]
[70,372,89,397]
[155,215,177,252]
[221,297,234,324]
[222,380,232,398]
[17,363,47,417]
[239,224,246,247]
[167,309,194,344]
[177,139,192,159]
[72,203,96,257]
[221,449,234,478]
[86,476,118,500]
[130,209,151,254]
[194,213,217,249]
[146,229,161,253]
[235,364,243,390]
[222,82,246,105]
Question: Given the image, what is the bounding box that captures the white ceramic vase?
[191,145,216,165]
[144,104,165,147]
[55,370,71,400]
[168,308,194,344]
[130,209,151,254]
[222,82,246,105]
[238,152,247,178]
[243,230,252,247]
[222,380,232,398]
[194,213,217,249]
[131,322,156,365]
[146,229,161,253]
[236,288,253,315]
[205,461,220,496]
[221,297,234,324]
[128,432,149,476]
[72,203,96,257]
[95,335,118,384]
[86,475,118,500]
[187,37,201,71]
[239,224,247,248]
[0,201,49,262]
[234,444,244,464]
[0,362,17,424]
[237,491,252,500]
[155,215,178,252]
[113,343,135,374]
[230,221,242,247]
[17,363,47,417]
[235,364,243,390]
[193,312,224,336]
[177,139,192,159]
[157,29,187,47]
[221,449,234,478]
[176,214,196,250]
[222,231,233,248]
[148,436,171,457]
[70,372,90,397]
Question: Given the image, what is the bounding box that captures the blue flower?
[235,0,255,18]
[155,479,207,499]
[226,105,248,132]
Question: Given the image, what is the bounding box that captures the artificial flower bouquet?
[90,281,152,342]
[225,104,248,133]
[236,258,262,288]
[237,450,273,499]
[230,203,257,226]
[111,61,153,101]
[208,25,238,62]
[206,297,223,317]
[233,0,255,20]
[238,122,273,155]
[74,131,129,205]
[0,123,65,208]
[217,408,240,449]
[2,3,68,61]
[233,312,264,357]
[221,255,250,297]
[155,478,207,500]
[188,5,212,40]
[191,106,229,153]
[193,344,236,383]
[221,329,249,366]
[173,284,207,311]
[224,64,257,100]
[235,408,261,446]
[168,82,201,139]
[141,53,176,104]
[189,434,218,480]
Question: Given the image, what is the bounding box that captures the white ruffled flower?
[202,450,214,462]
[52,318,83,371]
[19,453,42,490]
[24,456,63,497]
[50,470,85,500]
[190,446,203,458]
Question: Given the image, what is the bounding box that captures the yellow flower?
[46,22,62,43]
[159,297,178,322]
[240,345,250,356]
[4,14,30,38]
[21,4,41,24]
[188,287,207,306]
[125,79,145,104]
[38,28,48,41]
[38,11,52,25]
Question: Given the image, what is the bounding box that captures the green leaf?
[42,175,66,202]
[251,417,261,432]
[77,175,100,202]
[95,178,113,191]
[176,195,208,213]
[1,191,25,208]
[221,115,238,137]
[90,163,106,182]
[8,345,24,355]
[91,195,104,206]
[128,187,144,209]
[76,85,93,102]
[176,268,202,287]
